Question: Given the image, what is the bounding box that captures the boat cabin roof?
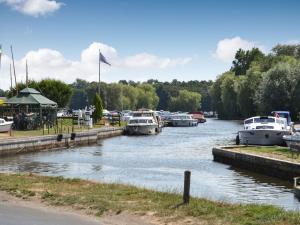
[244,116,286,124]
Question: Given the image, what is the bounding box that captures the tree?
[136,84,159,109]
[170,89,201,112]
[69,89,88,110]
[220,73,239,119]
[272,44,300,58]
[92,94,103,123]
[235,66,262,118]
[255,63,293,114]
[231,48,264,76]
[38,79,73,108]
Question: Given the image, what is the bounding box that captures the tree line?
[1,78,211,112]
[4,43,299,117]
[210,44,300,120]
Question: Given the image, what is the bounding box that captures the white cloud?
[0,0,63,17]
[0,42,192,90]
[123,53,191,69]
[213,36,263,63]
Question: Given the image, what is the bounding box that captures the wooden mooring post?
[183,170,191,204]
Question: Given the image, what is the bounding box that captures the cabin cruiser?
[238,116,291,145]
[0,118,13,132]
[125,110,162,135]
[283,132,300,147]
[168,114,198,127]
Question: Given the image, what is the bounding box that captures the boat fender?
[265,134,269,139]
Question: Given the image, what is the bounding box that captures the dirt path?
[0,191,157,225]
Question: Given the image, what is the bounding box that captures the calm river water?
[1,119,300,210]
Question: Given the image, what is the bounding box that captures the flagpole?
[0,44,2,70]
[98,49,101,96]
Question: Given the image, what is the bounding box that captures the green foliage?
[212,44,300,120]
[92,94,103,123]
[7,79,73,108]
[170,89,201,112]
[38,79,73,108]
[231,48,264,76]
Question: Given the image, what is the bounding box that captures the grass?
[1,173,300,225]
[231,146,300,163]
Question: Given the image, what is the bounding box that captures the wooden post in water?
[183,170,191,204]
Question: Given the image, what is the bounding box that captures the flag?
[99,52,111,66]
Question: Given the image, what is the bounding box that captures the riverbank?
[213,146,300,181]
[1,173,300,225]
[0,127,123,157]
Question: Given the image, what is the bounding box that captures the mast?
[10,45,18,94]
[9,63,12,90]
[26,59,28,87]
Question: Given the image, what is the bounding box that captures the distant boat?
[0,118,13,133]
[189,111,206,123]
[125,110,163,135]
[238,116,290,146]
[168,114,198,127]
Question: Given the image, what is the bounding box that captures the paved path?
[0,201,101,225]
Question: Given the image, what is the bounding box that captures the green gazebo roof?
[6,88,57,107]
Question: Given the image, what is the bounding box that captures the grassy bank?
[0,173,300,225]
[231,146,300,163]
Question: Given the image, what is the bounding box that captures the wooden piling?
[183,170,191,204]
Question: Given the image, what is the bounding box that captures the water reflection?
[0,119,300,210]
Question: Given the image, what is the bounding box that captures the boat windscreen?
[254,117,275,123]
[245,119,253,124]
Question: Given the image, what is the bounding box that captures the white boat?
[125,110,163,135]
[238,116,290,146]
[283,133,300,147]
[126,117,160,135]
[168,114,198,127]
[0,118,13,132]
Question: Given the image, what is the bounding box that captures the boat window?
[148,119,153,123]
[139,119,147,123]
[0,120,3,124]
[254,117,275,123]
[244,119,253,124]
[129,120,139,124]
[256,126,274,129]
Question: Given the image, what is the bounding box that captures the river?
[1,119,300,210]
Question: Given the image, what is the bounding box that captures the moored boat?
[125,110,163,135]
[238,116,290,146]
[168,114,198,127]
[0,118,13,132]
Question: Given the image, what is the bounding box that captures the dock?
[212,146,300,181]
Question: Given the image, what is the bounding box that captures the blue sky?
[0,0,299,90]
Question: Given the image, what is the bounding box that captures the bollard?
[183,170,191,204]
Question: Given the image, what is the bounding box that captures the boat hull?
[169,119,198,127]
[239,129,290,146]
[283,135,300,147]
[126,124,160,135]
[0,122,13,133]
